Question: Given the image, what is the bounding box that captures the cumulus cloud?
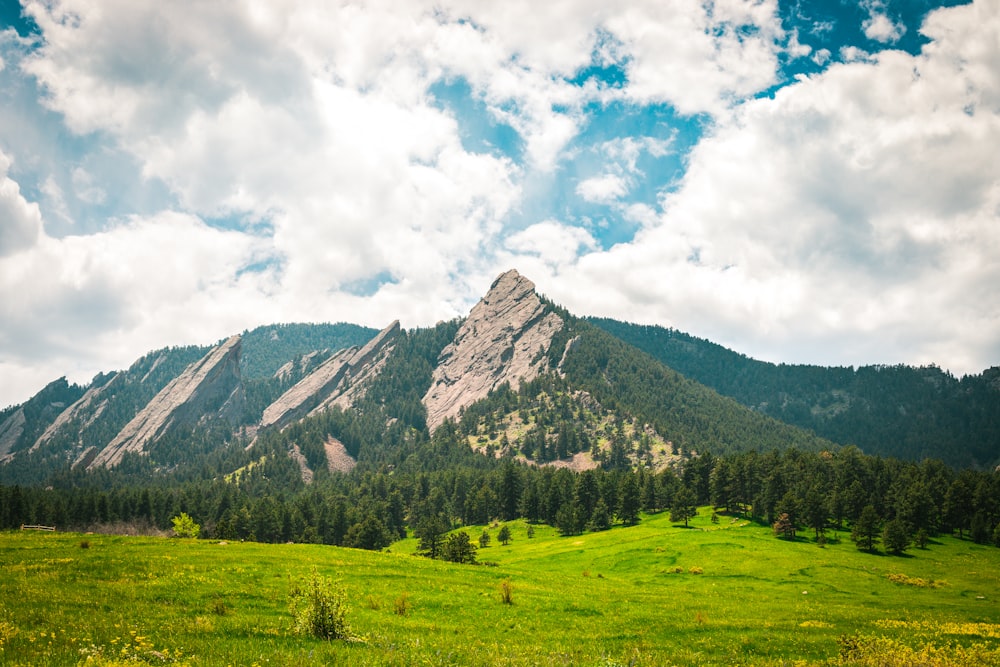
[861,1,906,44]
[548,0,1000,375]
[1,0,997,407]
[504,220,597,269]
[0,151,43,257]
[577,174,630,204]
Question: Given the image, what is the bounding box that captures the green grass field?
[2,510,999,666]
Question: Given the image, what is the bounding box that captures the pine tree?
[670,485,697,527]
[618,474,641,526]
[883,518,911,554]
[852,505,881,553]
[442,531,477,564]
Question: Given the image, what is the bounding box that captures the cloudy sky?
[1,0,998,408]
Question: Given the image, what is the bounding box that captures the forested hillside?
[590,318,1000,468]
[239,322,377,378]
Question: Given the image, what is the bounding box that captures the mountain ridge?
[1,269,994,487]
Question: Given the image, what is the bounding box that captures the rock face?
[260,321,400,431]
[422,269,563,430]
[0,408,26,462]
[32,373,123,453]
[89,335,244,468]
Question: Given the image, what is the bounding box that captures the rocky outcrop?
[260,321,400,431]
[32,373,123,452]
[422,269,564,430]
[0,408,26,461]
[89,335,243,468]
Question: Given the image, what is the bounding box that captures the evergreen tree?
[497,524,512,545]
[345,516,391,551]
[669,485,697,527]
[618,474,642,526]
[442,531,477,564]
[587,498,613,532]
[416,515,450,559]
[852,505,881,553]
[883,518,911,555]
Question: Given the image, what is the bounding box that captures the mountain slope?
[589,317,1000,468]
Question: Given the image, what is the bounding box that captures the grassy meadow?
[2,510,1000,666]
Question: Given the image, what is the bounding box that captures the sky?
[1,0,998,409]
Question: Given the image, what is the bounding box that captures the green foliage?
[239,322,377,379]
[288,568,353,641]
[883,518,912,555]
[441,531,477,564]
[670,485,697,527]
[497,524,511,545]
[853,505,881,553]
[171,512,201,539]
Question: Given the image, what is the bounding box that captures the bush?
[394,593,409,616]
[288,569,353,640]
[499,578,514,605]
[171,512,200,539]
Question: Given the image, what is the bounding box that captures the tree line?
[3,434,999,555]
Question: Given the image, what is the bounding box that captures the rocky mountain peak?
[422,269,564,430]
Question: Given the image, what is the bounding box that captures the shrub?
[689,567,703,575]
[171,513,201,539]
[79,540,90,549]
[210,596,228,616]
[288,569,352,640]
[499,578,514,605]
[394,593,410,616]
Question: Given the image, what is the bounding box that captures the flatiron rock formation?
[422,269,563,430]
[32,373,123,453]
[89,336,244,468]
[0,408,25,462]
[260,321,400,431]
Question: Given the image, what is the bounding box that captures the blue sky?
[1,0,998,408]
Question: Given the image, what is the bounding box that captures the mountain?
[588,318,1000,469]
[8,268,994,490]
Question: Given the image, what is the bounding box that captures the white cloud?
[2,0,998,408]
[544,0,1000,376]
[0,151,43,257]
[860,1,906,44]
[501,220,598,276]
[577,174,629,204]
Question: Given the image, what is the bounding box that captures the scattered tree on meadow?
[772,512,795,540]
[479,529,491,548]
[171,512,200,538]
[497,524,512,545]
[442,531,477,564]
[670,485,697,527]
[416,515,450,559]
